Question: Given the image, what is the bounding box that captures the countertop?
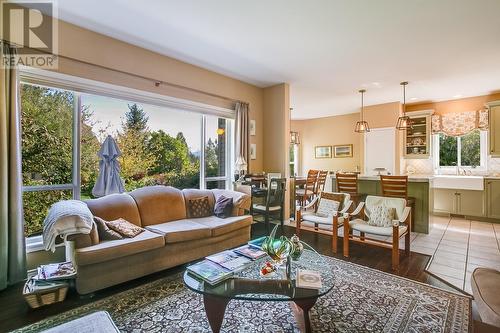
[357,174,431,182]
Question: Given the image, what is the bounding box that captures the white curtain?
[235,102,250,167]
[0,42,26,290]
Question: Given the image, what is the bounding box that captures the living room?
[1,1,499,332]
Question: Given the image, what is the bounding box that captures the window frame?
[20,67,235,249]
[432,130,488,172]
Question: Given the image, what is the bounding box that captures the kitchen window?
[433,129,487,171]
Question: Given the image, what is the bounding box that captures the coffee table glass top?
[183,246,335,302]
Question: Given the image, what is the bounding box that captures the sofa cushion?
[212,189,251,216]
[214,195,234,218]
[94,217,123,240]
[106,218,145,238]
[182,189,215,217]
[187,196,213,218]
[193,215,252,237]
[145,220,211,244]
[471,267,500,327]
[75,230,165,266]
[85,193,142,226]
[129,186,186,226]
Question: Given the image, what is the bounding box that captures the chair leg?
[265,213,270,234]
[296,210,301,236]
[279,208,284,233]
[392,226,399,271]
[343,218,350,258]
[360,232,365,241]
[332,216,338,254]
[405,232,411,256]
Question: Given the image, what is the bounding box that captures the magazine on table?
[36,261,77,281]
[296,269,323,290]
[234,245,266,260]
[248,236,267,249]
[206,250,252,271]
[187,260,233,285]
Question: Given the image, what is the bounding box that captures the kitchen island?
[328,174,431,234]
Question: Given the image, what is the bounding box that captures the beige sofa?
[70,186,252,294]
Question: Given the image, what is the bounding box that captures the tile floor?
[286,215,500,293]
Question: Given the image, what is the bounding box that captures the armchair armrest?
[297,196,319,211]
[349,202,365,218]
[394,206,411,226]
[340,200,353,214]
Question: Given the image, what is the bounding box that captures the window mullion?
[72,93,82,199]
[457,136,462,167]
[200,116,206,189]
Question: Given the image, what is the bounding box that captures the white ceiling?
[54,0,500,119]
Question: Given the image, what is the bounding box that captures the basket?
[23,278,69,308]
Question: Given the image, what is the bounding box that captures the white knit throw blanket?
[43,200,94,252]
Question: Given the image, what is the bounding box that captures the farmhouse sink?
[432,175,484,191]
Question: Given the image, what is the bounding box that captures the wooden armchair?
[343,195,411,271]
[295,169,319,206]
[296,192,352,253]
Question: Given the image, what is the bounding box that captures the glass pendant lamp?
[396,81,412,130]
[355,89,370,133]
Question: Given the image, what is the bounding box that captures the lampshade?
[234,156,247,172]
[290,131,300,144]
[355,120,371,133]
[354,89,370,133]
[396,81,412,130]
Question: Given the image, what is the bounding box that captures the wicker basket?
[23,279,69,308]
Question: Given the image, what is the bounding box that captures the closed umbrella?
[92,135,125,197]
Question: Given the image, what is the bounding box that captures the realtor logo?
[1,0,58,68]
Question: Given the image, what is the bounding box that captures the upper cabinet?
[488,101,500,157]
[404,110,433,159]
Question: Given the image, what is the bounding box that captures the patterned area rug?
[14,255,471,332]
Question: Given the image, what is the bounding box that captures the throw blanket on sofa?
[43,200,94,252]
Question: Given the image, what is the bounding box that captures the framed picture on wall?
[250,143,257,160]
[333,144,353,158]
[249,120,256,136]
[314,146,332,159]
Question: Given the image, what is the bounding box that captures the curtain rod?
[3,40,246,105]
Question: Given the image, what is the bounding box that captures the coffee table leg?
[290,298,317,333]
[203,294,229,333]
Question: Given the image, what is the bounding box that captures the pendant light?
[355,89,370,133]
[396,81,412,130]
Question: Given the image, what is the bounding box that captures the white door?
[364,127,396,175]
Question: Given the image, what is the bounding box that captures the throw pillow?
[188,196,212,218]
[214,195,234,218]
[106,218,145,238]
[94,216,123,240]
[368,205,396,227]
[316,194,344,217]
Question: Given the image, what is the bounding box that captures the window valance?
[431,109,488,137]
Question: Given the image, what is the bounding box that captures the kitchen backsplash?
[403,157,500,175]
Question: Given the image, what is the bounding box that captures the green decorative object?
[289,234,304,260]
[261,225,292,266]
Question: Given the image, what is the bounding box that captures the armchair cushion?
[349,219,408,237]
[317,198,340,216]
[365,196,406,221]
[368,205,395,227]
[302,212,343,226]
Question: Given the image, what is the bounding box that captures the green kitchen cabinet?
[433,188,484,217]
[433,189,455,215]
[488,101,500,157]
[486,179,500,219]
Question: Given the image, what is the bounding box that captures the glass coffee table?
[183,246,334,333]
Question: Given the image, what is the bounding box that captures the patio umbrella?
[92,135,125,197]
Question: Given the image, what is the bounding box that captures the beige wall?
[291,113,362,175]
[407,93,500,115]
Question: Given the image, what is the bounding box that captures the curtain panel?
[431,109,488,137]
[0,42,27,290]
[235,102,250,168]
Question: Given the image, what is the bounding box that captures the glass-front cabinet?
[404,110,434,159]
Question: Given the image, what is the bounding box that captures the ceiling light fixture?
[355,89,370,133]
[396,81,412,130]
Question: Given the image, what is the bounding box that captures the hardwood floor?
[0,223,468,333]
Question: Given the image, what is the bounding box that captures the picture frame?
[250,143,257,160]
[314,146,332,159]
[249,120,256,136]
[333,144,353,158]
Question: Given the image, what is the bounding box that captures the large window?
[434,129,486,170]
[21,77,233,238]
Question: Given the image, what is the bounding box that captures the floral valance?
[431,109,488,137]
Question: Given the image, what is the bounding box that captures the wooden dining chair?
[315,170,329,194]
[252,178,287,233]
[295,169,319,207]
[380,175,415,230]
[336,172,361,204]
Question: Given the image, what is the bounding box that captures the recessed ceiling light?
[372,82,380,87]
[453,94,462,98]
[410,97,418,101]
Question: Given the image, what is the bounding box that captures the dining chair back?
[380,175,408,199]
[315,170,329,194]
[336,172,358,196]
[266,173,282,188]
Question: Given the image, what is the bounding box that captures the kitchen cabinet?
[433,188,484,217]
[404,110,433,159]
[488,101,500,157]
[486,179,500,219]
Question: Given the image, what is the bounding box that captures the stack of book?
[26,261,76,293]
[187,243,267,285]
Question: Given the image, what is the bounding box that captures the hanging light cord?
[359,89,365,120]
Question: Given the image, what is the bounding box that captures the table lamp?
[235,156,248,182]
